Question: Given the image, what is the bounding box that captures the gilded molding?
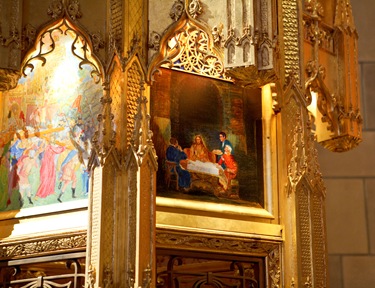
[0,232,86,260]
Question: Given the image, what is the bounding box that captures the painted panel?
[0,26,102,212]
[152,68,264,209]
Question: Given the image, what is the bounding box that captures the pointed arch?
[21,17,104,83]
[0,17,105,211]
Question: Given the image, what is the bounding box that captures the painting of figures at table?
[0,31,102,212]
[151,69,264,208]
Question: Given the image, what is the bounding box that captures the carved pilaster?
[123,56,157,288]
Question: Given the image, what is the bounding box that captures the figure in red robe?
[35,143,65,198]
[217,144,238,190]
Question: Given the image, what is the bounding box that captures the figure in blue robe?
[166,138,191,189]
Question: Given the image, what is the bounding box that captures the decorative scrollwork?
[0,233,87,260]
[22,18,101,83]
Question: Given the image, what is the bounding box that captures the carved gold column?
[124,78,157,288]
[278,0,329,286]
[86,82,121,288]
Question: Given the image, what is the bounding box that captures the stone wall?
[317,0,375,287]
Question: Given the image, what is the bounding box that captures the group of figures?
[0,121,90,210]
[165,132,239,198]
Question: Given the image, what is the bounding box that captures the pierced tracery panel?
[151,20,226,81]
[110,61,123,149]
[126,63,141,146]
[167,24,223,77]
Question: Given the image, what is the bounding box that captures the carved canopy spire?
[334,0,356,31]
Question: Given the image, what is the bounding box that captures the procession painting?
[151,68,264,208]
[0,24,102,212]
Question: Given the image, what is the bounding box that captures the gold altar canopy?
[0,0,361,287]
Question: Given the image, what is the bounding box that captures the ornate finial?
[90,31,105,53]
[188,0,202,19]
[305,0,324,19]
[67,0,82,20]
[149,31,161,51]
[334,0,355,31]
[47,0,64,19]
[169,0,184,22]
[212,24,224,47]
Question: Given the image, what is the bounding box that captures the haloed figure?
[190,135,210,162]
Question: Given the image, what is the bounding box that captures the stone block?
[325,179,368,254]
[342,256,375,288]
[317,131,375,177]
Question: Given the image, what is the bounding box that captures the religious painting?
[151,68,264,209]
[0,21,102,212]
